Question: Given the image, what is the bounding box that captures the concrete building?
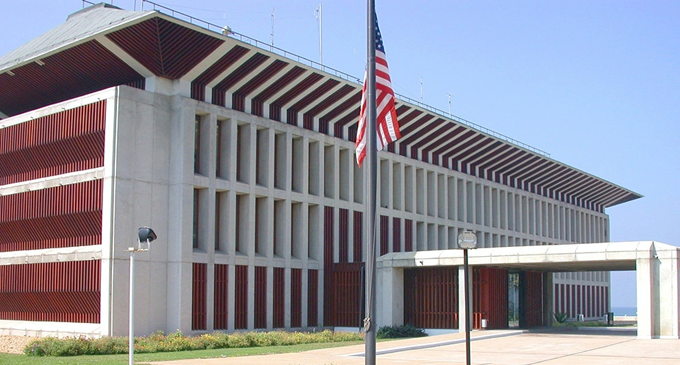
[0,3,674,339]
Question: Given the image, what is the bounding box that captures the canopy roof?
[381,241,677,272]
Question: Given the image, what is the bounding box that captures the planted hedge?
[376,324,427,339]
[24,330,363,357]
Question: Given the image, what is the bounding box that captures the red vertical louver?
[379,215,389,255]
[273,267,285,328]
[290,268,302,328]
[331,263,363,327]
[0,101,106,186]
[191,263,207,331]
[254,266,267,329]
[404,219,413,252]
[213,264,228,330]
[338,208,348,262]
[307,269,318,327]
[323,206,333,326]
[0,179,103,252]
[353,211,363,263]
[392,217,401,253]
[0,260,100,323]
[522,271,544,327]
[234,265,248,329]
[404,267,458,329]
[475,267,508,329]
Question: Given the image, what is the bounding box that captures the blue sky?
[1,0,678,308]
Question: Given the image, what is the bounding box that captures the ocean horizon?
[612,306,637,316]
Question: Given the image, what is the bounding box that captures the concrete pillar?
[543,272,554,326]
[637,245,660,339]
[458,265,473,331]
[378,266,404,327]
[658,245,680,338]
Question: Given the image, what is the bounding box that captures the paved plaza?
[149,328,680,365]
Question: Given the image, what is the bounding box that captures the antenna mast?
[270,8,275,51]
[447,93,452,114]
[316,4,323,64]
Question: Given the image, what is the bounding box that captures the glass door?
[508,272,520,328]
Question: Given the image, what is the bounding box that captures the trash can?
[607,312,614,326]
[481,319,488,329]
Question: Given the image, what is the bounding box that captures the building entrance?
[508,272,520,328]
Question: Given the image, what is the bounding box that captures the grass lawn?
[0,341,364,365]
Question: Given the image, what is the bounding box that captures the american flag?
[355,14,400,167]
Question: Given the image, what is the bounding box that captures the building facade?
[0,4,641,337]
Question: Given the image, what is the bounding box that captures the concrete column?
[543,272,554,326]
[378,266,403,327]
[458,265,473,331]
[637,245,660,339]
[658,245,680,338]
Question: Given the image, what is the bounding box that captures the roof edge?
[0,6,157,73]
[67,3,124,21]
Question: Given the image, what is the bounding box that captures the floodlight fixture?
[138,227,157,243]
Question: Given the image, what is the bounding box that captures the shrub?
[376,324,427,339]
[24,336,96,356]
[24,329,363,357]
[554,320,609,328]
[552,312,569,324]
[89,336,127,355]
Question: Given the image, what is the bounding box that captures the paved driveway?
[148,329,680,365]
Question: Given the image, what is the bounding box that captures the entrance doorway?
[508,272,520,328]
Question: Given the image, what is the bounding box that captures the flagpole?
[364,0,378,364]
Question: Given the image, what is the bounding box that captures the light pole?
[129,227,157,365]
[457,230,477,365]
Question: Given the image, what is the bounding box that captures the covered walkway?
[379,241,680,339]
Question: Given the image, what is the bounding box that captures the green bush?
[552,312,569,323]
[24,329,363,357]
[376,324,427,339]
[553,320,609,328]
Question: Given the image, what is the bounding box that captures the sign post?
[457,230,477,365]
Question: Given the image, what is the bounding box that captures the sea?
[611,306,637,316]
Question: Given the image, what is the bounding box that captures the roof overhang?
[0,4,643,209]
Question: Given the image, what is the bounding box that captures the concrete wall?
[104,86,174,336]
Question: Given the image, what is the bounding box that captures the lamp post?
[129,227,157,365]
[457,230,477,365]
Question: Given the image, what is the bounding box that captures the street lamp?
[129,227,157,365]
[457,230,477,365]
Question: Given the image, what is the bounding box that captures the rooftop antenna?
[315,4,323,65]
[420,77,424,103]
[270,8,275,51]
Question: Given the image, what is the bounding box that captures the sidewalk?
[147,329,680,365]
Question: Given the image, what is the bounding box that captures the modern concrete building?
[0,3,675,340]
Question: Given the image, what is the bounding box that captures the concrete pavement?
[147,329,680,365]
